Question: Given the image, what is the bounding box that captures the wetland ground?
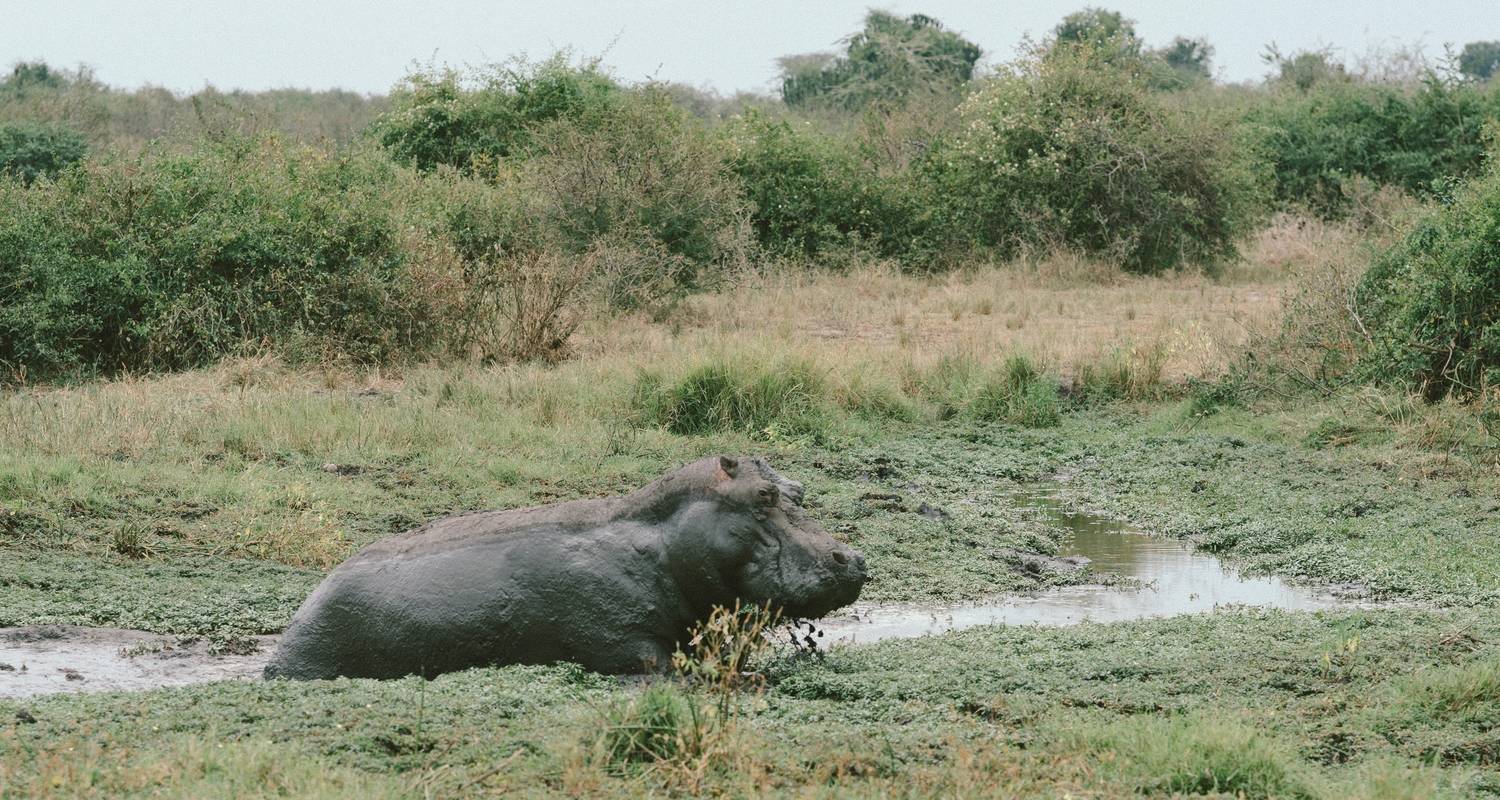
[2,262,1498,798]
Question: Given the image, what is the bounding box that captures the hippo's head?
[694,456,867,619]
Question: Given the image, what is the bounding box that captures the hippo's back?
[264,509,660,679]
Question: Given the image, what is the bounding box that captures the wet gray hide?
[264,456,866,680]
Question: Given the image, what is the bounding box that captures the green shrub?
[1249,77,1500,215]
[1186,375,1244,417]
[1355,153,1500,399]
[0,122,86,184]
[0,137,445,379]
[373,55,619,172]
[779,11,979,111]
[380,67,749,301]
[1050,7,1142,62]
[1,61,68,95]
[724,112,905,260]
[515,88,751,294]
[921,43,1264,272]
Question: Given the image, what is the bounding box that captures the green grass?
[3,360,1500,796]
[3,611,1495,797]
[4,362,1499,635]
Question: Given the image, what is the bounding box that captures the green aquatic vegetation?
[4,611,1496,797]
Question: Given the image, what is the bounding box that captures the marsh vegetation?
[3,8,1500,798]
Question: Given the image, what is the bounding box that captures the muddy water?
[812,483,1347,647]
[2,483,1350,698]
[0,627,275,699]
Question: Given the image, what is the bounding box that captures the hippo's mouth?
[778,573,866,620]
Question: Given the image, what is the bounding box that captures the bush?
[1355,153,1500,399]
[372,55,619,172]
[514,88,751,295]
[921,43,1263,272]
[779,11,979,111]
[382,71,750,303]
[1,62,386,155]
[0,122,86,184]
[1461,41,1500,82]
[724,112,906,260]
[0,137,447,379]
[1249,77,1500,215]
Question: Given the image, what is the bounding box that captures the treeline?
[0,62,385,152]
[2,9,1499,394]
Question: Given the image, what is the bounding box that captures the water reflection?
[814,483,1345,647]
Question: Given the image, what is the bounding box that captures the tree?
[1161,36,1213,79]
[1052,8,1142,60]
[1459,41,1500,81]
[1262,44,1348,91]
[0,61,68,96]
[779,11,981,110]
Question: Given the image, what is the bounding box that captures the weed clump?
[598,603,779,788]
[1063,713,1319,799]
[633,359,832,439]
[1072,344,1169,402]
[601,685,698,768]
[970,356,1061,427]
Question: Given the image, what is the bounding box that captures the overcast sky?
[3,1,1497,96]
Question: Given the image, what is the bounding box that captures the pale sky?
[3,1,1497,96]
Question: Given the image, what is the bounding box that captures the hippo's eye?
[757,485,778,506]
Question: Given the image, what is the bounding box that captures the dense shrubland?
[1,9,1498,399]
[1356,157,1500,399]
[921,42,1264,272]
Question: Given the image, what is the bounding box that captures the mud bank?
[3,484,1363,697]
[0,626,275,699]
[812,483,1354,646]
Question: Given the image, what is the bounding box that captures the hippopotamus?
[264,456,866,679]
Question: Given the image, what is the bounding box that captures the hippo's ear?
[718,456,740,478]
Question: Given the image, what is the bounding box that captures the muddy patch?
[813,482,1352,646]
[0,626,276,699]
[5,483,1360,697]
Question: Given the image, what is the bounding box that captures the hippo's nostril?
[832,550,848,565]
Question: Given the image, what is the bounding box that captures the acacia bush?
[0,122,86,183]
[515,88,751,295]
[1249,76,1500,215]
[0,138,450,380]
[779,11,980,112]
[373,55,619,172]
[920,44,1264,273]
[1355,153,1500,399]
[724,112,909,261]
